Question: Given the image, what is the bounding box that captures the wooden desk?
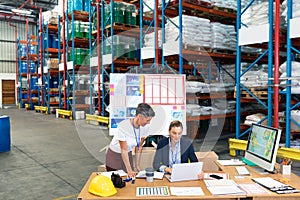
[78,164,300,200]
[216,163,300,200]
[77,172,244,200]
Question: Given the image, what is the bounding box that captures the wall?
[0,73,16,108]
[0,20,36,108]
[0,20,36,74]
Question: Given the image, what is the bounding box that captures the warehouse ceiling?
[0,0,58,21]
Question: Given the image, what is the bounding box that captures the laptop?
[165,162,203,182]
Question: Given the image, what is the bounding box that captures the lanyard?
[132,119,140,148]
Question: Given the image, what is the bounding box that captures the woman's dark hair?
[168,120,183,131]
[135,103,155,117]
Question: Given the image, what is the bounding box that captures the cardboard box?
[133,147,156,170]
[98,164,106,172]
[105,149,219,172]
[195,151,219,171]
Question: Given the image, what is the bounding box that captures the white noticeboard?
[109,73,186,136]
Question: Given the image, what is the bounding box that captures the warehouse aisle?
[0,108,100,200]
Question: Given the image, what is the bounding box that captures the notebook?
[165,162,203,182]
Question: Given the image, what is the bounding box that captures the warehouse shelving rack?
[235,0,275,139]
[232,0,300,161]
[59,0,91,119]
[162,0,237,80]
[285,0,300,147]
[88,0,141,118]
[88,3,96,116]
[161,1,246,137]
[88,0,250,135]
[36,21,61,114]
[17,39,25,108]
[17,32,39,110]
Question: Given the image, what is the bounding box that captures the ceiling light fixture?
[11,8,32,15]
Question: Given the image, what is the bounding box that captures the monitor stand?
[253,166,277,174]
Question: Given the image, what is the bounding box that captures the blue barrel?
[53,77,58,88]
[68,0,84,12]
[84,0,90,12]
[30,62,36,73]
[20,44,27,57]
[44,35,52,48]
[22,93,28,99]
[0,115,11,152]
[21,62,27,73]
[31,77,38,90]
[29,45,36,54]
[52,35,58,49]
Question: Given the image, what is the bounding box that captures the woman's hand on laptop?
[198,172,204,180]
[164,167,172,174]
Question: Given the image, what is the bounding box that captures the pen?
[282,158,290,165]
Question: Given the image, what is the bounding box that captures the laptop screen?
[166,162,203,182]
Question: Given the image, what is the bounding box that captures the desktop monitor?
[244,123,282,172]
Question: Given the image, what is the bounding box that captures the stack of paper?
[135,171,164,179]
[100,170,127,178]
[204,179,246,195]
[216,159,245,166]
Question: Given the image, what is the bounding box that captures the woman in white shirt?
[105,103,155,178]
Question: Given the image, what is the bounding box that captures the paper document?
[238,183,269,194]
[204,179,237,187]
[136,170,164,179]
[136,186,169,196]
[252,177,287,189]
[217,159,245,166]
[204,179,245,195]
[203,172,229,180]
[206,185,246,195]
[100,170,127,178]
[170,187,204,196]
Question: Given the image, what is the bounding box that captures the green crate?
[74,21,83,38]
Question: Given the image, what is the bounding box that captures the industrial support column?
[273,0,280,128]
[62,0,67,110]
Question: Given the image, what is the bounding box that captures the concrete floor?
[0,107,299,200]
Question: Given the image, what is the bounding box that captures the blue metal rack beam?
[285,0,300,147]
[89,2,94,115]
